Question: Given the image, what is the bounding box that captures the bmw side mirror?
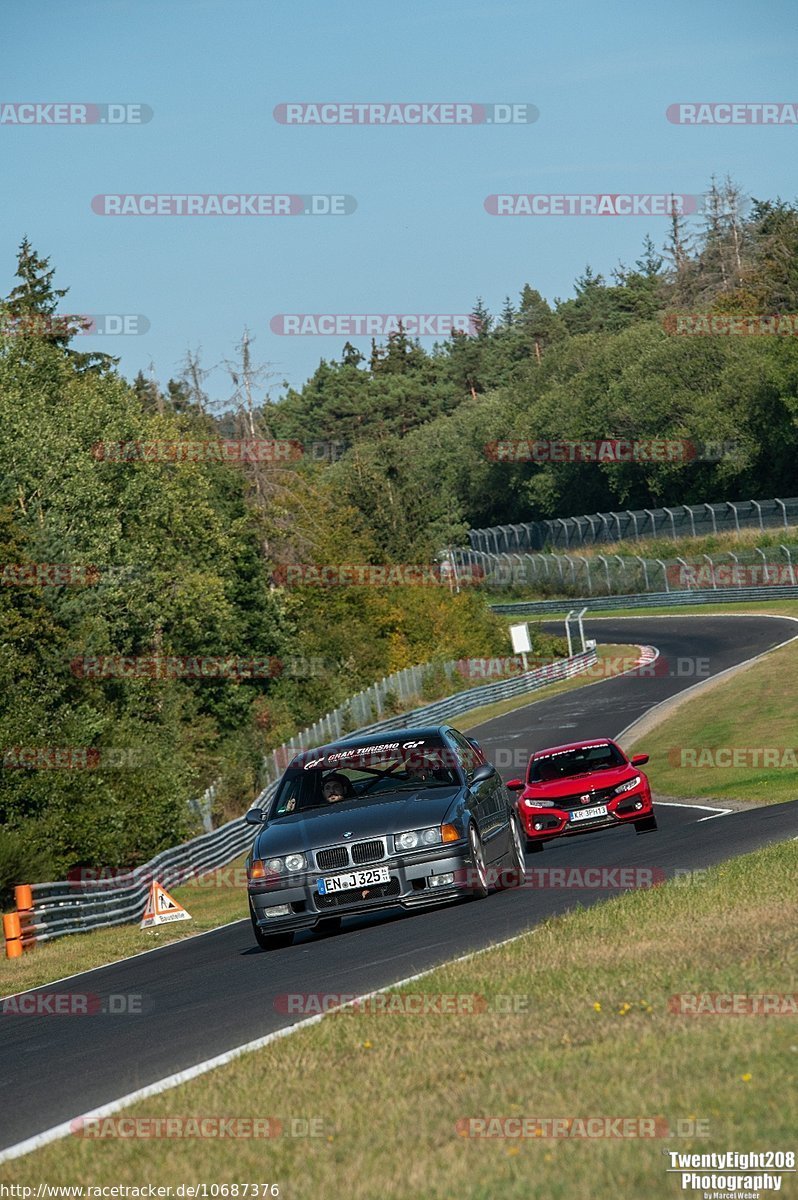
[470,763,494,785]
[630,753,649,767]
[245,808,267,825]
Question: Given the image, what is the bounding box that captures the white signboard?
[509,622,532,654]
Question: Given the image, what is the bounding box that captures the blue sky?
[2,0,796,403]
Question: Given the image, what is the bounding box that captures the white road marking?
[4,616,795,1159]
[0,930,531,1165]
[0,919,248,1003]
[655,800,734,821]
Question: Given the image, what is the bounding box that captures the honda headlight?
[523,798,555,808]
[615,776,641,795]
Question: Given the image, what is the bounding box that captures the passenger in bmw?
[403,750,456,785]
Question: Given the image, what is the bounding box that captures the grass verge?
[630,636,798,805]
[458,642,640,731]
[3,839,796,1198]
[501,598,798,621]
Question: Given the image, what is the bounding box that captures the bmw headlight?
[395,827,442,852]
[614,776,641,795]
[265,853,307,874]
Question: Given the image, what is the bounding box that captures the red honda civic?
[507,738,657,851]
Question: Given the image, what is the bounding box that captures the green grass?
[503,598,798,620]
[631,636,798,805]
[4,840,795,1199]
[458,643,640,731]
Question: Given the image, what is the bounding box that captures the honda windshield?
[528,743,626,783]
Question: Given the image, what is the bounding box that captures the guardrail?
[490,586,798,615]
[4,645,597,953]
[468,497,798,553]
[13,804,275,948]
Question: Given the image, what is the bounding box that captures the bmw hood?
[255,788,461,855]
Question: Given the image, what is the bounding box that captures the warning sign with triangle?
[140,880,192,929]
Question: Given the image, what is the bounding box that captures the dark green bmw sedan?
[245,725,526,949]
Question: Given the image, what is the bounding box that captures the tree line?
[1,174,796,892]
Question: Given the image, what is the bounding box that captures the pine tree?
[470,297,492,338]
[635,235,664,279]
[499,295,516,327]
[3,237,72,346]
[2,239,117,372]
[341,341,365,368]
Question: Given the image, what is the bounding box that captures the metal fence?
[13,645,597,946]
[453,543,798,599]
[261,659,462,781]
[468,497,798,553]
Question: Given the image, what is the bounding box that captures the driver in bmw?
[322,772,354,803]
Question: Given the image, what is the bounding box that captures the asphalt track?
[2,615,797,1157]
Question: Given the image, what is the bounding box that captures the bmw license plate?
[317,866,390,894]
[569,804,609,823]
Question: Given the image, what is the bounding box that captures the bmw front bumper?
[248,843,472,933]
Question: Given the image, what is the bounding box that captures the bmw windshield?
[269,736,462,819]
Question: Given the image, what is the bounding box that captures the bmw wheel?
[468,825,489,899]
[250,901,294,950]
[498,815,526,889]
